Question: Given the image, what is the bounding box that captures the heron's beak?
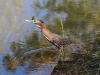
[25,19,41,28]
[25,20,33,22]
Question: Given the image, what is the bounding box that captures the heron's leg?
[62,47,65,57]
[59,49,63,61]
[59,49,63,56]
[59,47,65,61]
[61,46,65,56]
[59,49,63,55]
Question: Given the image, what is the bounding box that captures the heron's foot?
[59,50,65,61]
[60,51,62,55]
[62,51,64,56]
[59,50,64,57]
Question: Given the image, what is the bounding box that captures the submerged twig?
[20,46,55,59]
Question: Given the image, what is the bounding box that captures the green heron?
[25,17,75,55]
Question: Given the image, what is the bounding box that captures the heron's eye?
[33,20,36,22]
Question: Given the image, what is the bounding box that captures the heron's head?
[25,16,44,28]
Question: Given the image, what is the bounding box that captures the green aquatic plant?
[59,18,64,36]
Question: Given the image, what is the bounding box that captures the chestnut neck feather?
[39,23,47,29]
[40,23,51,34]
[41,23,53,41]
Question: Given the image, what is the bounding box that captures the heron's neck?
[40,23,47,29]
[40,24,53,41]
[40,24,50,33]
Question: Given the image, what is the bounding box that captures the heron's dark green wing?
[52,34,75,48]
[53,37,71,46]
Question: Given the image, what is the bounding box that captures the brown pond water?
[0,0,100,75]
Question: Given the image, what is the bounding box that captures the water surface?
[0,0,100,75]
